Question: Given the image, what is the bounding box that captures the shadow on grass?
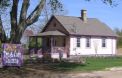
[0,66,31,78]
[23,58,87,73]
[47,62,86,72]
[1,56,122,78]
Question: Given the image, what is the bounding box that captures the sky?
[61,0,122,29]
[17,0,122,30]
[2,0,122,36]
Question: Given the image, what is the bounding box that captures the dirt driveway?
[67,67,122,78]
[1,67,122,78]
[94,70,122,78]
[24,67,122,78]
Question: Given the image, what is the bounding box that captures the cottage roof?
[53,15,117,37]
[37,30,65,36]
[24,29,34,36]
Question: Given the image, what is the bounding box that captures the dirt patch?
[1,66,122,78]
[1,57,122,78]
[117,48,122,55]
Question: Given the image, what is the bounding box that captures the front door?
[42,37,51,61]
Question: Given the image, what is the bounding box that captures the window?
[86,37,90,47]
[77,37,80,47]
[102,38,106,47]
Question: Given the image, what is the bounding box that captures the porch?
[29,30,70,60]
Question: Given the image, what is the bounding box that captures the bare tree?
[0,0,116,43]
[0,0,62,43]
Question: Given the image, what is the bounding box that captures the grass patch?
[49,57,122,72]
[1,56,122,76]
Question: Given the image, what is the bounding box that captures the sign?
[2,44,23,66]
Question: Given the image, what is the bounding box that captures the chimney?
[81,9,87,22]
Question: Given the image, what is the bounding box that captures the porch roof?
[36,30,66,36]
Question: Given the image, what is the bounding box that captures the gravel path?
[1,67,122,78]
[67,67,122,78]
[25,67,122,78]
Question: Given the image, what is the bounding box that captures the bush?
[117,37,122,48]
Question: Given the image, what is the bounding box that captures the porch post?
[51,36,53,58]
[28,36,31,53]
[35,36,38,54]
[66,37,70,57]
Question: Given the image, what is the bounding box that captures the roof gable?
[41,15,69,35]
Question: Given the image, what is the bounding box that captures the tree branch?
[19,0,30,25]
[18,0,30,38]
[26,0,46,26]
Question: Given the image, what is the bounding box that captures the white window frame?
[76,37,80,47]
[102,37,106,47]
[86,37,91,48]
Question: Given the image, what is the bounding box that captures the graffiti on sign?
[2,44,23,66]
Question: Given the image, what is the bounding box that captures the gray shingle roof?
[54,15,117,37]
[37,30,66,36]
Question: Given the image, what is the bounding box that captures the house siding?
[70,36,116,56]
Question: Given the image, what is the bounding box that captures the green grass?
[1,56,122,74]
[49,57,122,72]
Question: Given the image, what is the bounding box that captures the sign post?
[2,44,23,67]
[0,57,2,68]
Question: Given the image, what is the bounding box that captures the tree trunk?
[7,0,46,44]
[0,15,7,43]
[10,0,19,43]
[16,0,30,43]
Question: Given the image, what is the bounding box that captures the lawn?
[1,56,122,78]
[48,56,122,72]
